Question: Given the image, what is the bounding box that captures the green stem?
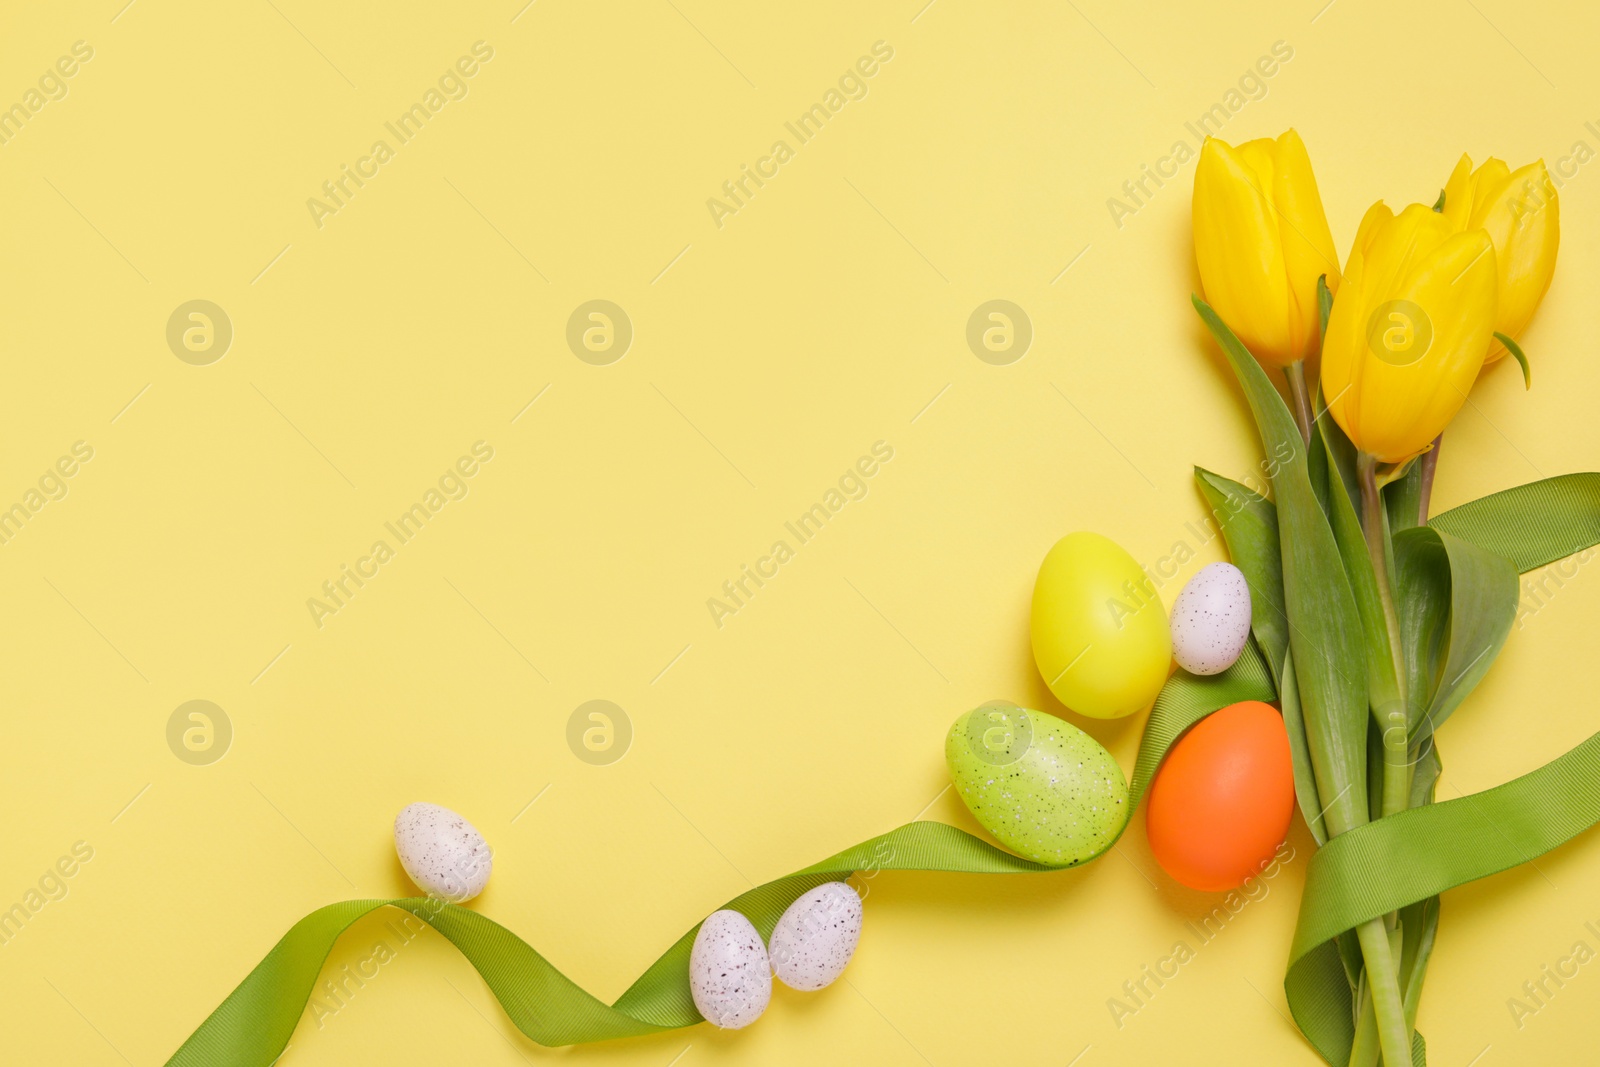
[1355,918,1412,1066]
[1355,453,1416,1063]
[1285,360,1314,445]
[1358,453,1411,819]
[1348,973,1379,1067]
[1417,435,1441,525]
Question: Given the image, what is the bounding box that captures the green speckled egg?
[944,701,1129,866]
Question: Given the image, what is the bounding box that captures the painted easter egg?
[690,910,772,1029]
[393,802,493,902]
[945,701,1129,866]
[1145,700,1294,891]
[768,882,862,991]
[1031,532,1171,718]
[1169,561,1253,675]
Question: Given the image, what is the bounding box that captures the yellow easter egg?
[1030,531,1171,718]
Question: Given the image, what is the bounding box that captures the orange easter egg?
[1145,700,1294,892]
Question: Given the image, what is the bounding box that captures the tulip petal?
[1348,201,1393,271]
[1466,158,1513,227]
[1358,231,1497,462]
[1274,129,1343,357]
[1440,154,1475,229]
[1322,206,1499,464]
[1474,160,1559,344]
[1194,137,1295,363]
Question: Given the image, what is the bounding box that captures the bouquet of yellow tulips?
[1152,129,1587,1067]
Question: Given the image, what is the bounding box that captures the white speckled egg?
[690,910,771,1029]
[393,802,493,902]
[1169,562,1252,676]
[768,882,862,991]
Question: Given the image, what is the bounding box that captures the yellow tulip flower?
[1440,154,1559,360]
[1192,130,1341,368]
[1321,203,1498,464]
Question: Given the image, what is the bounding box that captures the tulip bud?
[1321,203,1498,464]
[1192,130,1341,367]
[1440,154,1559,360]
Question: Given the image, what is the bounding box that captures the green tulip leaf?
[1316,381,1361,505]
[1397,744,1442,1039]
[1384,445,1426,534]
[1280,648,1327,845]
[1309,284,1338,522]
[1422,528,1519,735]
[1307,416,1333,520]
[1393,527,1519,743]
[1399,892,1440,1029]
[1194,467,1288,673]
[1365,719,1386,823]
[1495,332,1531,388]
[1193,296,1371,839]
[1312,399,1404,722]
[1393,531,1452,732]
[1409,740,1442,812]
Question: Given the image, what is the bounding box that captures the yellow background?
[2,0,1598,1063]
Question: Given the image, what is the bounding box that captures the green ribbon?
[166,822,1057,1063]
[166,474,1600,1066]
[1429,472,1600,573]
[1128,642,1275,804]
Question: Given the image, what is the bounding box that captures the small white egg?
[690,910,771,1029]
[393,802,493,902]
[768,882,862,991]
[1169,561,1252,676]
